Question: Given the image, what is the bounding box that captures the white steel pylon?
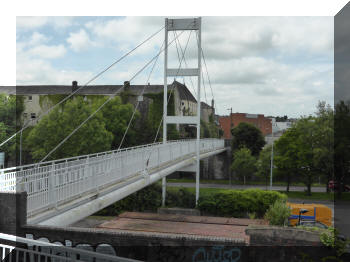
[162,17,202,206]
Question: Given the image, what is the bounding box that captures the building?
[219,113,272,139]
[0,80,214,126]
[200,100,215,123]
[264,117,294,146]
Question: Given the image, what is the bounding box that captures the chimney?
[124,81,130,91]
[72,81,78,92]
[211,99,214,108]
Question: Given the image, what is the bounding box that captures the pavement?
[95,212,268,244]
[167,182,326,192]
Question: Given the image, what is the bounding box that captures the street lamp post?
[227,108,232,138]
[227,108,232,186]
[270,129,274,190]
[270,121,276,190]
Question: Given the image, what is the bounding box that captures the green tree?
[231,122,266,156]
[100,96,140,149]
[295,117,319,195]
[231,147,256,184]
[145,92,179,142]
[313,101,334,193]
[256,145,272,189]
[274,126,300,192]
[26,97,113,161]
[0,94,25,166]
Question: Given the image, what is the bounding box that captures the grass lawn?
[168,186,350,201]
[168,186,229,197]
[280,191,334,201]
[167,178,325,187]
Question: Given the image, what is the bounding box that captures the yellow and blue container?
[287,202,332,227]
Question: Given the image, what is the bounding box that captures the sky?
[15,14,335,118]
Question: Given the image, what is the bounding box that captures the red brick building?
[219,113,272,139]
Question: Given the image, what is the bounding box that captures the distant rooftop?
[0,80,197,103]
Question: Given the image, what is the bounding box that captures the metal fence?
[0,139,224,218]
[0,233,141,262]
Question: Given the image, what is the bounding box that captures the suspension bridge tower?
[162,17,202,205]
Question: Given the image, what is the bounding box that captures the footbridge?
[0,139,226,226]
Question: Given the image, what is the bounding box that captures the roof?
[200,101,213,109]
[1,81,197,101]
[172,81,197,103]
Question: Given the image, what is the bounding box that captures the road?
[167,182,326,192]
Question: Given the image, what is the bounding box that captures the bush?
[95,183,162,216]
[320,227,349,257]
[95,184,196,216]
[166,187,196,208]
[198,189,287,218]
[264,199,291,226]
[95,185,287,219]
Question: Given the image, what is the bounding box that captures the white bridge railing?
[0,139,225,218]
[0,233,141,262]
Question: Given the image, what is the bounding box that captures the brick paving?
[97,212,268,244]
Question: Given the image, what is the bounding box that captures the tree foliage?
[145,92,179,142]
[100,96,140,149]
[274,127,300,192]
[26,97,114,161]
[0,94,24,165]
[231,147,257,182]
[274,101,334,195]
[231,122,266,156]
[256,145,272,188]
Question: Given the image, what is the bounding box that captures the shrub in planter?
[264,199,291,226]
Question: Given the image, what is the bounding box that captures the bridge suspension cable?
[0,25,165,149]
[39,29,188,163]
[117,40,165,151]
[145,30,193,167]
[173,31,197,97]
[199,34,217,114]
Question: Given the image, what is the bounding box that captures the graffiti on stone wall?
[192,246,241,262]
[25,234,117,260]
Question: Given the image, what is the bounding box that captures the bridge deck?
[0,139,226,225]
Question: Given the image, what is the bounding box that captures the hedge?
[95,183,287,218]
[197,189,287,218]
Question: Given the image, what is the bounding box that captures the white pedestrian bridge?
[0,139,226,226]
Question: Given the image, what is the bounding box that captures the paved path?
[167,182,326,192]
[97,212,264,244]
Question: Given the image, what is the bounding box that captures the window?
[28,96,32,101]
[31,113,36,119]
[23,113,28,118]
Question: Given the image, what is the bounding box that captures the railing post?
[180,142,182,160]
[49,163,56,209]
[158,146,160,167]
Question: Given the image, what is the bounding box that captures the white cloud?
[66,29,94,52]
[15,16,334,118]
[28,44,66,59]
[16,55,93,85]
[16,16,74,30]
[85,17,164,54]
[28,32,50,46]
[16,17,48,30]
